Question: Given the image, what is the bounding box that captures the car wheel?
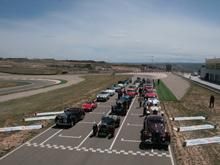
[71,120,75,127]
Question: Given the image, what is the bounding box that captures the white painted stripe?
[184,136,220,146]
[90,112,105,115]
[169,146,175,165]
[179,124,215,132]
[0,125,42,132]
[121,138,141,143]
[36,111,64,116]
[127,123,142,127]
[24,116,56,121]
[58,134,81,139]
[40,129,63,145]
[172,116,206,121]
[75,109,111,149]
[109,96,136,150]
[130,113,142,116]
[79,121,95,124]
[0,124,55,160]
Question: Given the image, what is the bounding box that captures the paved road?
[0,94,174,165]
[0,74,83,102]
[0,79,60,95]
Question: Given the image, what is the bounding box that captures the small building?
[200,58,220,84]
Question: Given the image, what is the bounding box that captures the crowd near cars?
[54,77,170,148]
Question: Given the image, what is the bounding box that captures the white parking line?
[58,134,81,139]
[90,112,105,115]
[0,124,55,160]
[79,121,95,124]
[169,146,175,165]
[130,113,142,116]
[127,123,142,127]
[121,138,141,143]
[40,129,63,145]
[109,96,137,150]
[75,109,111,149]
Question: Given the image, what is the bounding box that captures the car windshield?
[100,91,108,94]
[102,117,114,125]
[148,117,164,124]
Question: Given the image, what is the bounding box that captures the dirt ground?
[162,73,220,165]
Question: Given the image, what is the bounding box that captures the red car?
[144,85,153,91]
[126,88,138,97]
[82,101,97,112]
[145,92,157,98]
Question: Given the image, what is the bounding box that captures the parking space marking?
[127,123,142,127]
[109,96,137,150]
[58,134,81,139]
[89,112,105,115]
[40,129,63,145]
[121,138,141,143]
[25,142,170,158]
[79,121,95,124]
[130,113,142,116]
[76,109,112,149]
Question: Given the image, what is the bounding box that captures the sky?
[0,0,220,63]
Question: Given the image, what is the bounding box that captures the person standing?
[138,96,143,108]
[209,95,215,108]
[92,122,98,137]
[118,89,123,99]
[143,105,147,116]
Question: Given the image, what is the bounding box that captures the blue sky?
[0,0,220,63]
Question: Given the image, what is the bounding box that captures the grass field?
[156,80,177,101]
[0,74,129,127]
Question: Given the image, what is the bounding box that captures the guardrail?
[24,116,56,121]
[0,125,43,132]
[35,111,64,116]
[183,136,220,147]
[170,116,207,121]
[174,124,216,132]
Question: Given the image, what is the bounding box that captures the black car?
[55,108,85,127]
[97,115,120,137]
[140,115,170,148]
[111,98,128,116]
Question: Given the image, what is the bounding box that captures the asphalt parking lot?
[0,92,174,165]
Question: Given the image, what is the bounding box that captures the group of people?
[138,95,156,116]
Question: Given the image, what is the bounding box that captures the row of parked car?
[93,79,131,138]
[54,79,130,128]
[135,78,171,149]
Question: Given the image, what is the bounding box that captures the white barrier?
[0,125,42,132]
[183,136,220,147]
[35,111,64,116]
[24,115,56,122]
[170,116,206,121]
[175,124,216,132]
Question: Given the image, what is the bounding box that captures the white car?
[104,88,115,96]
[147,98,160,106]
[118,83,126,88]
[96,91,110,102]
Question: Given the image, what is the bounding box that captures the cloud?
[0,0,219,62]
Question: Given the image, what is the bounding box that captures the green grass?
[156,81,177,101]
[0,75,129,127]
